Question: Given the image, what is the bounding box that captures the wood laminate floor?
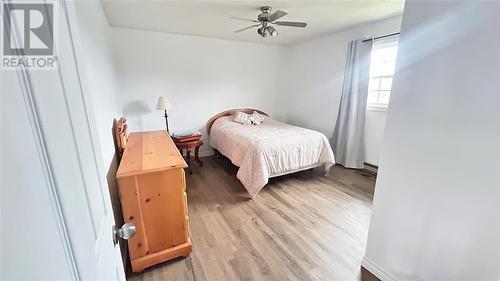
[128,156,376,281]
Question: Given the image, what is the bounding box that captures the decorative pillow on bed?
[234,111,252,125]
[249,112,264,125]
[254,111,266,122]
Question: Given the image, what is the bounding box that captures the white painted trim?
[361,256,396,281]
[63,0,110,214]
[6,4,80,277]
[59,2,126,279]
[17,65,81,281]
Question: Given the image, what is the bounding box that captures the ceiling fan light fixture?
[257,27,267,37]
[232,6,307,37]
[266,26,278,37]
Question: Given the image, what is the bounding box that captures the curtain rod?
[362,32,400,43]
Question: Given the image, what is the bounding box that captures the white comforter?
[210,116,335,197]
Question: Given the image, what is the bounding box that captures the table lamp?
[156,96,172,133]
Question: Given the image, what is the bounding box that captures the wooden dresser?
[116,130,191,272]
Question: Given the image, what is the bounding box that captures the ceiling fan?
[231,6,307,37]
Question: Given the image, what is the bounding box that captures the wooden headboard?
[206,108,269,134]
[115,117,129,158]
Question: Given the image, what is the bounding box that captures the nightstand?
[174,140,203,174]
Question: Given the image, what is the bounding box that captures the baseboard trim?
[361,256,396,281]
[198,149,214,158]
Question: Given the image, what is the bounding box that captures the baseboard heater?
[363,162,378,174]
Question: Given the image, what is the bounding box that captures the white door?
[1,0,127,279]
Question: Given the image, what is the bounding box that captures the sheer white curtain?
[331,39,372,168]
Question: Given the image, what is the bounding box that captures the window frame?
[366,35,399,111]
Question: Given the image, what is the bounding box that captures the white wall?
[108,16,401,161]
[364,110,387,165]
[111,28,287,155]
[284,16,402,166]
[364,1,500,280]
[73,1,121,165]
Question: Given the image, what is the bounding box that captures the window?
[367,35,399,109]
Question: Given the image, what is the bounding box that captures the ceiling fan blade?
[230,17,260,23]
[234,24,260,33]
[268,10,288,21]
[275,21,307,28]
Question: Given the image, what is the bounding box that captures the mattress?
[209,116,335,197]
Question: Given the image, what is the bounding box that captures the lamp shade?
[156,96,172,110]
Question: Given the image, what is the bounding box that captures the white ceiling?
[100,1,404,46]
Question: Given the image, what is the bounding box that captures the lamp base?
[164,109,170,134]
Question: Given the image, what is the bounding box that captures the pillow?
[234,111,252,125]
[249,112,264,125]
[253,111,266,122]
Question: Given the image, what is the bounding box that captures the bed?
[207,109,335,198]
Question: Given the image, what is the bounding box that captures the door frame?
[62,0,127,276]
[3,0,125,279]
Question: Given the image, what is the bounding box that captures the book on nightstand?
[171,130,202,143]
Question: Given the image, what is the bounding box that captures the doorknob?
[113,223,136,245]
